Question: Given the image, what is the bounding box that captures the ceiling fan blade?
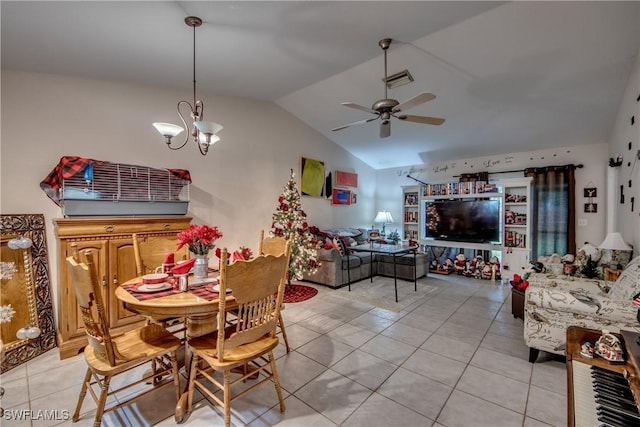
[341,102,378,115]
[392,93,436,113]
[380,121,391,138]
[397,114,445,126]
[331,117,377,132]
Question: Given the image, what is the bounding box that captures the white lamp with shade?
[374,211,394,237]
[599,232,632,269]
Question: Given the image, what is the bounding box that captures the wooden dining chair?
[259,229,292,353]
[132,232,190,333]
[183,245,291,427]
[132,233,189,276]
[67,245,181,427]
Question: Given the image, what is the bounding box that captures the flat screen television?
[424,198,501,244]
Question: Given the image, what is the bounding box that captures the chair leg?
[93,374,112,427]
[186,354,199,414]
[223,369,232,427]
[528,347,540,363]
[268,351,286,412]
[72,368,92,422]
[171,352,181,402]
[278,313,291,353]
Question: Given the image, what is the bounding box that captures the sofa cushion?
[323,227,363,238]
[608,256,640,300]
[377,253,428,266]
[341,255,362,269]
[332,237,346,256]
[352,252,374,264]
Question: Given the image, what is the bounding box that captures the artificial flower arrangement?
[215,246,253,262]
[176,224,223,255]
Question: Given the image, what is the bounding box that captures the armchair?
[524,256,640,362]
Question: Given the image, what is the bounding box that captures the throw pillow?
[608,256,640,300]
[332,236,347,256]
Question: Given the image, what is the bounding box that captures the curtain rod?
[407,164,583,182]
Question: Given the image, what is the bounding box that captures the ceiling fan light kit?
[332,38,445,138]
[152,16,223,156]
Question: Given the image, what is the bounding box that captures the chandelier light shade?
[374,210,394,236]
[152,16,223,156]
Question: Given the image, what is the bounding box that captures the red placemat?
[122,282,222,301]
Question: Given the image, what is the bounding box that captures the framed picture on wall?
[300,157,325,197]
[331,188,351,205]
[584,203,598,213]
[334,170,358,188]
[583,188,597,198]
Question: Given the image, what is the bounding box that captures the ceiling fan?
[332,38,445,138]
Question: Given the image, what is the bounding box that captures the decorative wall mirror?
[1,214,56,372]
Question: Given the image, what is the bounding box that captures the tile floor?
[0,274,567,426]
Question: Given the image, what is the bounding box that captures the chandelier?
[153,16,223,156]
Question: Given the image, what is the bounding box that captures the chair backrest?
[132,233,189,276]
[258,229,289,257]
[66,244,117,366]
[216,242,291,361]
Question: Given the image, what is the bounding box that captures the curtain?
[525,165,576,258]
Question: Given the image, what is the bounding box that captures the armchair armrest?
[526,282,637,323]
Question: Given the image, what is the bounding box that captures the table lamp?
[599,232,632,269]
[374,211,394,237]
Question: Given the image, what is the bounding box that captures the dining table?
[115,272,235,422]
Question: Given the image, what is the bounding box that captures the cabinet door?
[108,238,142,327]
[63,240,108,339]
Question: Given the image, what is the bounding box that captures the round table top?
[116,276,234,318]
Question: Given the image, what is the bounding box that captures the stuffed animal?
[481,262,493,280]
[444,258,454,272]
[454,253,467,275]
[489,256,501,281]
[474,257,485,279]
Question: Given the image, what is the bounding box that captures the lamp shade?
[194,120,223,136]
[374,211,394,224]
[598,232,631,251]
[152,122,184,138]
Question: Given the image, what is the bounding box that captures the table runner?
[122,282,221,301]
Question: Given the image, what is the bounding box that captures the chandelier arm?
[165,100,193,151]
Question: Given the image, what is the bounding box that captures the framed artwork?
[583,188,597,198]
[334,170,358,188]
[351,193,357,204]
[584,203,598,213]
[331,188,351,205]
[300,157,325,197]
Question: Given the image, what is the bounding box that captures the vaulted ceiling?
[2,1,639,169]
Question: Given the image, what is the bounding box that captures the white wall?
[0,70,376,315]
[607,47,640,252]
[375,143,610,252]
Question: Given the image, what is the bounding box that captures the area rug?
[333,276,439,312]
[283,283,318,303]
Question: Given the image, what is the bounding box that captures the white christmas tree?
[271,169,319,282]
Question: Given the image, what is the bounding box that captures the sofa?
[524,255,640,362]
[302,227,428,289]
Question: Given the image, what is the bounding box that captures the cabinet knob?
[102,275,107,288]
[112,274,118,285]
[104,225,115,233]
[163,223,171,230]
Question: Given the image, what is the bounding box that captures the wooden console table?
[53,216,191,359]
